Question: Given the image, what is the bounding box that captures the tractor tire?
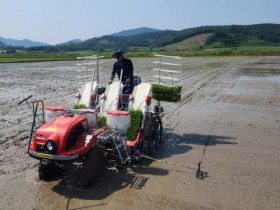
[147,114,163,152]
[78,147,106,188]
[39,162,55,181]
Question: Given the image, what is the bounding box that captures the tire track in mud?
[163,66,229,130]
[159,58,244,180]
[192,65,241,173]
[164,56,245,129]
[165,68,228,178]
[187,57,280,179]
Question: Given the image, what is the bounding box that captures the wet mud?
[0,56,280,209]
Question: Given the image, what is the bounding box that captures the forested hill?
[205,24,280,48]
[26,23,280,52]
[111,27,162,37]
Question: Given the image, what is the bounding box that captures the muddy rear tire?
[148,114,163,152]
[78,147,106,188]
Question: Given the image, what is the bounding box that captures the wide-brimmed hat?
[112,50,126,58]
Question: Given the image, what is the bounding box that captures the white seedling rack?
[153,54,182,86]
[152,54,182,107]
[76,55,104,86]
[76,55,104,106]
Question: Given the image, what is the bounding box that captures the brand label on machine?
[37,153,53,159]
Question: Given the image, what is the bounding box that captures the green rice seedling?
[97,87,106,95]
[97,115,107,128]
[127,109,143,140]
[151,83,182,102]
[73,103,87,109]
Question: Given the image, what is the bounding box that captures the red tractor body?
[28,115,105,161]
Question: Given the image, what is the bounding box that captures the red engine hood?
[33,115,88,153]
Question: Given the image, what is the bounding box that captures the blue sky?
[1,0,279,45]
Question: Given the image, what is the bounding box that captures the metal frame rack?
[153,54,182,86]
[76,55,104,105]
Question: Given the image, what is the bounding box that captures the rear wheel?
[78,147,106,188]
[154,127,162,148]
[148,114,163,152]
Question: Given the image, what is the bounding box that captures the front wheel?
[39,160,56,180]
[78,147,106,188]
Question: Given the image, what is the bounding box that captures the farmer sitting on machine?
[109,50,134,94]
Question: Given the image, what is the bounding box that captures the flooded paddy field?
[0,56,280,209]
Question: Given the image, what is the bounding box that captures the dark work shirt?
[111,58,133,84]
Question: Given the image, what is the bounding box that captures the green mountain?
[57,39,82,46]
[26,24,280,53]
[204,24,280,48]
[111,27,163,37]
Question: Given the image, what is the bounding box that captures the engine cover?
[30,115,88,154]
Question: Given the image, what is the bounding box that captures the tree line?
[1,24,280,53]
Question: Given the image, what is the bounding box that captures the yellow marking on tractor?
[46,124,57,132]
[37,153,53,159]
